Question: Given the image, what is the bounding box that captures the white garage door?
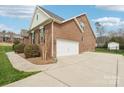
[56,39,79,57]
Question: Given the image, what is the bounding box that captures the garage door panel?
[57,39,79,57]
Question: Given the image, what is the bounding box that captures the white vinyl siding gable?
[30,9,49,29]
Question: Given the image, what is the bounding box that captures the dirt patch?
[19,53,54,65]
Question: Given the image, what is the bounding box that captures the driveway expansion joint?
[43,71,71,87]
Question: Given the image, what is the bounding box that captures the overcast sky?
[0,5,124,35]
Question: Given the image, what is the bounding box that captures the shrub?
[14,43,25,53]
[24,45,32,58]
[13,39,20,45]
[120,44,124,49]
[13,39,20,50]
[24,44,40,58]
[102,42,108,48]
[31,44,40,57]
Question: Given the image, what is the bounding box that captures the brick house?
[28,6,96,59]
[21,29,29,44]
[0,31,22,43]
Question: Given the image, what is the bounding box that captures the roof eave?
[28,18,53,32]
[52,13,86,24]
[62,13,86,23]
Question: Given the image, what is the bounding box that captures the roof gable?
[39,6,64,21]
[29,7,50,30]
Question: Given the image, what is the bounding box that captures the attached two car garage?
[56,39,79,57]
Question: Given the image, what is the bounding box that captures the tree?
[118,28,124,37]
[2,30,6,42]
[95,22,106,47]
[108,30,117,38]
[95,22,105,37]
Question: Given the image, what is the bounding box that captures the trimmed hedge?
[24,44,40,58]
[14,43,25,53]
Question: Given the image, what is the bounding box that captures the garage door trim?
[56,38,79,57]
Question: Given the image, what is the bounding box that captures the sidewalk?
[6,52,70,87]
[6,52,54,72]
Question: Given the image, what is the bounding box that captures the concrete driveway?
[6,52,124,87]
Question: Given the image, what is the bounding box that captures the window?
[31,31,35,44]
[40,28,45,42]
[80,21,85,30]
[36,14,38,21]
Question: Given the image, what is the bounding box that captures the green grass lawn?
[0,46,38,86]
[96,48,124,56]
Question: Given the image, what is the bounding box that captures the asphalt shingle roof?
[39,6,65,21]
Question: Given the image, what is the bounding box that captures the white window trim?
[40,26,44,42]
[74,18,84,33]
[31,31,34,44]
[80,21,85,31]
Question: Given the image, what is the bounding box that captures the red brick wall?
[34,29,40,45]
[23,37,29,45]
[28,15,96,58]
[29,33,32,44]
[53,15,96,57]
[76,15,96,52]
[0,37,3,42]
[29,23,52,59]
[44,23,52,58]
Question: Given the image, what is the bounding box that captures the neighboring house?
[28,6,96,59]
[0,31,22,43]
[108,42,119,50]
[21,29,29,44]
[0,32,3,42]
[0,31,12,42]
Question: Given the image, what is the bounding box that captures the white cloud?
[96,5,124,12]
[0,5,35,18]
[0,24,15,31]
[92,17,124,27]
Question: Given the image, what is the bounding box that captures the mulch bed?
[19,53,55,65]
